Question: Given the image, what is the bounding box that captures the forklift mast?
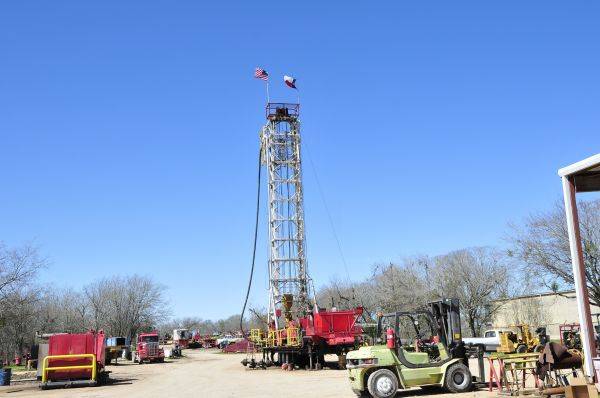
[428,298,462,348]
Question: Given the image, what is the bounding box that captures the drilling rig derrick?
[260,103,309,328]
[245,102,363,372]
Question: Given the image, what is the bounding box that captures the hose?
[240,148,262,337]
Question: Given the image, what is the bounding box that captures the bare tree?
[37,288,90,334]
[160,308,269,338]
[0,242,45,300]
[316,277,376,320]
[0,288,40,362]
[84,275,169,339]
[0,243,45,360]
[430,247,510,337]
[369,261,431,314]
[509,199,600,305]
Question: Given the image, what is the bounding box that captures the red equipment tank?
[41,330,106,389]
[301,307,364,346]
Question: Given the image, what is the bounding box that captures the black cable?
[240,148,262,337]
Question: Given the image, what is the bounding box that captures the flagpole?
[266,81,270,104]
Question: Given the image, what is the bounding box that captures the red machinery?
[560,323,582,349]
[41,330,107,389]
[187,332,216,349]
[173,329,191,349]
[248,307,364,370]
[187,331,201,349]
[133,331,164,364]
[301,307,364,347]
[199,335,217,348]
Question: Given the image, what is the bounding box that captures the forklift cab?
[376,299,465,367]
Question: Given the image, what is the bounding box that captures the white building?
[492,290,600,340]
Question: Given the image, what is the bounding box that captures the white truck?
[463,328,513,352]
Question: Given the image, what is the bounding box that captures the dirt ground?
[0,349,497,398]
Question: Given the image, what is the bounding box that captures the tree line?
[316,199,600,337]
[159,313,265,338]
[1,198,598,359]
[0,244,168,361]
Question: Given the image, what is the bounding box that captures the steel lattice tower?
[260,103,308,328]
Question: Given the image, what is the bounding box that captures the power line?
[303,141,352,283]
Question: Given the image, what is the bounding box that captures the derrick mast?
[244,101,363,371]
[260,103,309,327]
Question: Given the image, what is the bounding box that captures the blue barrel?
[0,368,11,386]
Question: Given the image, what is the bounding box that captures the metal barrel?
[0,368,12,386]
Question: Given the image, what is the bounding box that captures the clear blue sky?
[1,1,598,320]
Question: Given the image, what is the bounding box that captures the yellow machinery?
[250,326,300,348]
[249,329,265,345]
[498,324,543,354]
[249,294,301,349]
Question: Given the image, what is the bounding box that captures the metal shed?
[558,153,600,378]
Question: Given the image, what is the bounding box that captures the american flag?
[254,67,269,81]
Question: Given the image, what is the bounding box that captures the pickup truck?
[463,329,513,352]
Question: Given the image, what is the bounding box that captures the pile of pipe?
[240,358,270,369]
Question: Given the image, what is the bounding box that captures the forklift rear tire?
[367,369,398,398]
[443,363,472,393]
[516,345,528,353]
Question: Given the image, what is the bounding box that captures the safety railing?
[276,329,285,346]
[261,328,301,348]
[249,329,265,345]
[42,354,97,383]
[286,327,300,347]
[266,103,299,119]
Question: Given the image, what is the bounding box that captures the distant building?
[491,290,600,340]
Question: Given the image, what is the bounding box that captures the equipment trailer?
[40,330,108,389]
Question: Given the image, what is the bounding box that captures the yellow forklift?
[497,324,547,353]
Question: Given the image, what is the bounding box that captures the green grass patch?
[4,365,27,372]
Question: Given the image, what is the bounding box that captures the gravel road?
[0,349,495,398]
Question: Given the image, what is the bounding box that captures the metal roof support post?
[561,175,596,378]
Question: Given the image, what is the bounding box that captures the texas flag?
[283,75,297,89]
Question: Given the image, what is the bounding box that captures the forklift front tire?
[444,363,472,393]
[367,369,398,398]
